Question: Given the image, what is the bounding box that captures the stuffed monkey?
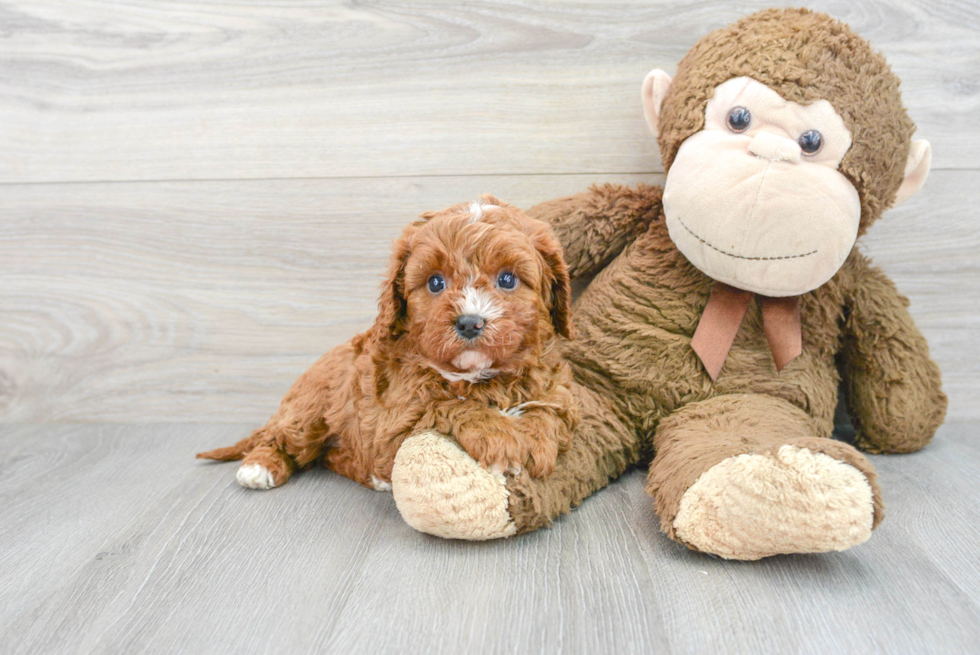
[390,8,946,559]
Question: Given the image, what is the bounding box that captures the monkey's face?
[661,77,861,297]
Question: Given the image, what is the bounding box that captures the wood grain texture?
[0,422,978,654]
[1,0,978,184]
[1,171,976,423]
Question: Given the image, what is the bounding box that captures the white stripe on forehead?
[467,202,499,223]
[456,285,504,321]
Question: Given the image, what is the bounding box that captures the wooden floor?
[3,1,980,653]
[0,422,977,654]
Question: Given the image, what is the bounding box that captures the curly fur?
[197,196,578,487]
[658,7,915,234]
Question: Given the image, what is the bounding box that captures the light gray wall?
[2,0,976,422]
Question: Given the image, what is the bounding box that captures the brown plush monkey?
[390,8,946,559]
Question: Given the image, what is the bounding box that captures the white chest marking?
[430,364,500,383]
[497,400,563,419]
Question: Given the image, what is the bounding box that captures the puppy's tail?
[196,433,261,461]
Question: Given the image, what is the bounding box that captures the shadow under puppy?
[197,195,578,490]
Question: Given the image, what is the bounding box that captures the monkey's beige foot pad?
[391,431,517,540]
[673,445,874,560]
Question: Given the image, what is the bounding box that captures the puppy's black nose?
[455,315,485,340]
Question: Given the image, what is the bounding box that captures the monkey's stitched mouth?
[675,216,817,261]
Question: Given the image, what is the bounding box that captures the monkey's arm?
[526,183,663,278]
[839,253,947,453]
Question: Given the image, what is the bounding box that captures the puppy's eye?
[727,106,751,133]
[496,271,518,290]
[798,129,823,155]
[427,274,446,293]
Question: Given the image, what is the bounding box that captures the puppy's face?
[377,198,572,381]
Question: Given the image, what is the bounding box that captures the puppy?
[197,195,578,490]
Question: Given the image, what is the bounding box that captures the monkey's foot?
[672,445,875,560]
[391,431,517,540]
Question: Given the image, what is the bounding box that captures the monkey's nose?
[748,131,801,164]
[455,315,485,340]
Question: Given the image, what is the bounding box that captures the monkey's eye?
[427,274,446,293]
[496,271,518,290]
[798,130,823,155]
[727,106,752,133]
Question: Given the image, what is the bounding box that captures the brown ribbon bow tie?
[691,282,802,381]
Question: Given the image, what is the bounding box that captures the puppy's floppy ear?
[533,225,574,339]
[374,222,420,340]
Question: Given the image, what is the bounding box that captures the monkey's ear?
[373,224,418,340]
[892,139,932,207]
[641,69,673,138]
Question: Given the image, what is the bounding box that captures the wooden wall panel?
[1,0,977,183]
[1,0,976,423]
[2,172,975,422]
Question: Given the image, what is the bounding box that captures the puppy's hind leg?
[235,414,331,490]
[234,387,337,490]
[198,345,351,489]
[198,426,297,490]
[238,439,296,490]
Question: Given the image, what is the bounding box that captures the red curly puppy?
[197,196,578,490]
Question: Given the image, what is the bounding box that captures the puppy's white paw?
[236,463,277,490]
[371,475,392,492]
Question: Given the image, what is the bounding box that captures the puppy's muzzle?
[455,315,485,341]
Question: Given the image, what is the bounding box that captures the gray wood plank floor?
[0,422,977,654]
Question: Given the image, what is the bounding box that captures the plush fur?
[657,8,915,234]
[197,196,578,488]
[391,9,946,559]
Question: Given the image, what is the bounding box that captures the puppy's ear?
[374,223,419,340]
[534,226,574,339]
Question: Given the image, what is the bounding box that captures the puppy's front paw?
[515,428,559,479]
[236,463,277,490]
[455,422,527,475]
[455,419,560,479]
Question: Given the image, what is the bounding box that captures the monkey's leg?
[647,394,883,560]
[391,382,640,539]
